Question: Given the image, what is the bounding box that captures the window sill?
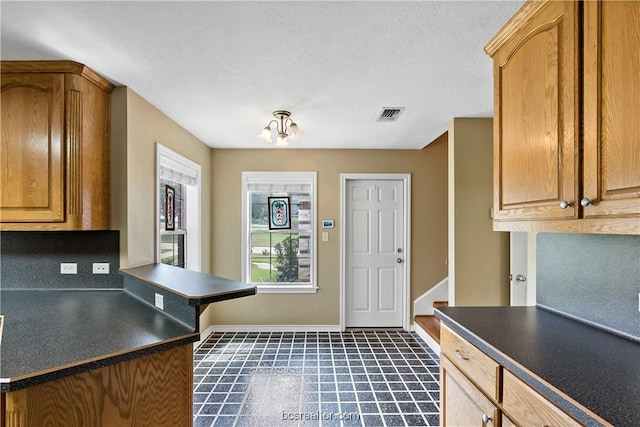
[256,285,318,294]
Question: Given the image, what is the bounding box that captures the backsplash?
[537,233,640,340]
[0,231,122,289]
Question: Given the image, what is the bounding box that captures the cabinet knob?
[559,201,571,209]
[580,198,594,207]
[482,413,493,424]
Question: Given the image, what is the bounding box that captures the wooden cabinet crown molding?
[484,0,550,56]
[1,60,115,93]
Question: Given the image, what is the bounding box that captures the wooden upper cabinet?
[1,73,65,223]
[583,1,640,220]
[487,0,640,234]
[0,61,113,230]
[490,1,579,222]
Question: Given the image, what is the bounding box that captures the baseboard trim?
[201,324,343,334]
[193,324,216,349]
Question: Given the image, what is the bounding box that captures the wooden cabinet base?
[4,344,193,427]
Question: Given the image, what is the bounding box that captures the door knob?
[397,258,403,264]
[515,274,527,282]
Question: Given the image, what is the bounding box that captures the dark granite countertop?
[120,263,257,305]
[436,306,640,427]
[0,289,198,392]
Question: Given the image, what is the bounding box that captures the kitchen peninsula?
[0,263,256,427]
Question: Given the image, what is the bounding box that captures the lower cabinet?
[3,344,194,427]
[441,356,498,426]
[440,324,604,427]
[502,370,580,427]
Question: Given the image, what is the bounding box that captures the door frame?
[340,173,411,331]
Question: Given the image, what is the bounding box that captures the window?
[156,144,201,271]
[159,177,186,268]
[242,171,317,293]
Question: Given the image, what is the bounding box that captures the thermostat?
[322,219,334,228]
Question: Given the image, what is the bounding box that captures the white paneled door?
[345,179,405,327]
[510,232,528,306]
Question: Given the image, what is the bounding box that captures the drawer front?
[503,370,581,427]
[440,324,499,400]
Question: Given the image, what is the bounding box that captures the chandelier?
[257,110,303,148]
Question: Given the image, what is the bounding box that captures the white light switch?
[322,232,329,242]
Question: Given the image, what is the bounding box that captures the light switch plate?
[322,232,329,242]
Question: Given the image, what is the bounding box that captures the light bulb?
[275,134,289,148]
[288,122,303,139]
[257,126,272,143]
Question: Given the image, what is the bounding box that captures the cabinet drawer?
[503,369,581,427]
[440,324,500,400]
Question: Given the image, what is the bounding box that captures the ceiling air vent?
[376,107,405,122]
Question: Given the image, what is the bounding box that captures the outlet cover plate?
[155,293,164,310]
[92,262,110,274]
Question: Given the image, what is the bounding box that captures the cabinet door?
[583,1,640,220]
[1,73,65,222]
[441,356,498,427]
[492,1,579,222]
[502,369,582,427]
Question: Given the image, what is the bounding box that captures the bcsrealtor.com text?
[281,411,360,421]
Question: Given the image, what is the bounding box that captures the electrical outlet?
[92,262,110,274]
[60,263,77,274]
[155,293,164,310]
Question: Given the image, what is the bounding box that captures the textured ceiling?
[1,1,524,149]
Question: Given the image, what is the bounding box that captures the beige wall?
[203,134,449,327]
[111,87,212,272]
[448,118,509,306]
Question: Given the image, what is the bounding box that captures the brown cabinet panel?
[441,324,500,401]
[502,369,581,427]
[441,356,498,427]
[583,1,640,219]
[487,0,639,234]
[493,1,579,221]
[1,73,65,222]
[0,61,113,230]
[4,344,193,427]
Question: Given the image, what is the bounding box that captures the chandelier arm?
[283,118,293,134]
[267,119,279,131]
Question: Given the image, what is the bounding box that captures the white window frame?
[242,171,317,293]
[156,143,201,272]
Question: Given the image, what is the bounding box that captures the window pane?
[249,231,311,284]
[246,180,314,286]
[160,233,185,268]
[160,177,186,269]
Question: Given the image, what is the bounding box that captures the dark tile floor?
[193,330,440,427]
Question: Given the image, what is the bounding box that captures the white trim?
[414,321,441,354]
[414,277,449,316]
[340,173,412,332]
[257,286,319,294]
[205,325,342,333]
[193,324,217,349]
[241,171,317,293]
[156,143,202,272]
